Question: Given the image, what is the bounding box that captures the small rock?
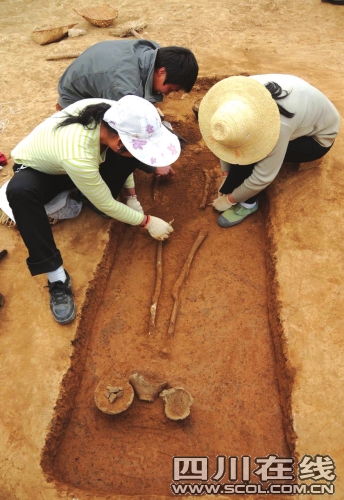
[68,28,87,37]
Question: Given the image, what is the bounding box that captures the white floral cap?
[103,95,181,167]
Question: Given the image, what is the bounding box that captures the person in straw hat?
[198,74,340,227]
[5,95,182,325]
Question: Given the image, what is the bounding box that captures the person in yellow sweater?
[7,95,182,325]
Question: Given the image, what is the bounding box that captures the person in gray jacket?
[56,40,198,110]
[56,39,197,185]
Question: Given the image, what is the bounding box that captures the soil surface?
[0,0,344,499]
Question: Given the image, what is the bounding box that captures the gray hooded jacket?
[57,39,163,109]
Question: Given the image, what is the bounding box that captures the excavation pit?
[42,81,292,498]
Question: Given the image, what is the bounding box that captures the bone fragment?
[159,387,194,420]
[129,372,168,402]
[108,393,117,403]
[168,231,207,335]
[116,390,123,399]
[152,175,160,200]
[149,241,163,334]
[106,385,122,393]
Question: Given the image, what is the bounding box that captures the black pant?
[7,149,139,276]
[220,136,333,204]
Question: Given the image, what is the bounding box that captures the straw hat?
[198,76,280,165]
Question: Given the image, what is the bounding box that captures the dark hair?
[265,81,295,118]
[54,102,118,136]
[155,46,199,93]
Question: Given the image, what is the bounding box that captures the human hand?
[144,215,174,240]
[211,195,236,212]
[154,166,176,177]
[126,195,144,213]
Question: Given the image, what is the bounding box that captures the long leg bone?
[149,241,163,334]
[168,231,207,336]
[199,169,211,209]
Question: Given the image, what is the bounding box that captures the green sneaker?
[218,202,258,227]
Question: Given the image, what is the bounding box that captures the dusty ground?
[0,0,344,499]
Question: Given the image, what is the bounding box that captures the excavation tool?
[168,231,207,335]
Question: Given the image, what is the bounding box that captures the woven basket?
[0,209,16,228]
[73,4,118,27]
[32,23,77,45]
[0,209,59,228]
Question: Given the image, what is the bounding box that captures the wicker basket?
[31,23,77,45]
[73,4,118,27]
[0,208,60,227]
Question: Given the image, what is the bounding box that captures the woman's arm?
[60,158,144,225]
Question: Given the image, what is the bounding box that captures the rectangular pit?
[41,81,293,498]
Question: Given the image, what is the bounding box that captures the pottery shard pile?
[104,385,123,404]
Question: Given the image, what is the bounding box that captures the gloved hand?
[126,195,144,214]
[144,215,174,240]
[211,194,236,212]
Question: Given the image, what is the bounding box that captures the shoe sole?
[218,212,256,227]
